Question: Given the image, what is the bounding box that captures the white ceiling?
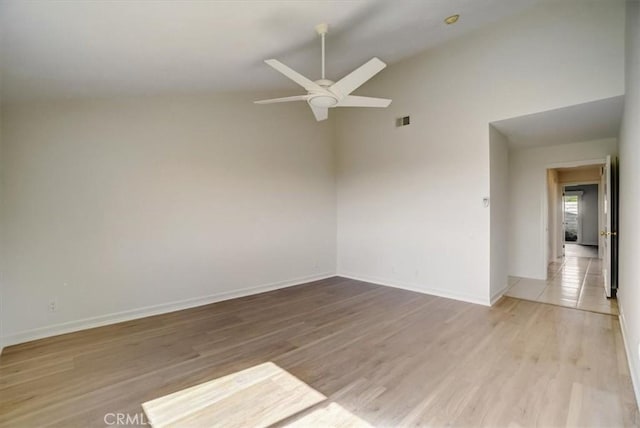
[0,0,541,102]
[492,96,624,149]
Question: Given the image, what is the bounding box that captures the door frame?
[544,158,606,279]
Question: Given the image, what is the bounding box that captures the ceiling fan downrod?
[315,23,328,80]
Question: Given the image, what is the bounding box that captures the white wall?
[0,93,337,346]
[489,126,509,302]
[335,0,625,304]
[508,139,617,279]
[618,0,640,407]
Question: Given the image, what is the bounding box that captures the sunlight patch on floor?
[142,361,371,427]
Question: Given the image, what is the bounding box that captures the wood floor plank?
[0,277,637,427]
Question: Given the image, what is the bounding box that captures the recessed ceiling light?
[444,14,460,25]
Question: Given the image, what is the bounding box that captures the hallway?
[505,255,617,315]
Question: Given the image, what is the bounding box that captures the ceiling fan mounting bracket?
[315,23,328,36]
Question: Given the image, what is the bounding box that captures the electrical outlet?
[48,298,57,312]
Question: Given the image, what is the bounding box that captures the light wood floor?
[1,277,638,427]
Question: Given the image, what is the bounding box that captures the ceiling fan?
[254,23,392,121]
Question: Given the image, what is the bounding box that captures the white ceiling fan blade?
[265,59,324,92]
[335,95,392,108]
[330,57,387,98]
[254,95,309,104]
[309,105,328,121]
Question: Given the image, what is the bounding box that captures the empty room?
[1,0,639,427]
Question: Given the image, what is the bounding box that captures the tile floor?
[505,255,618,315]
[565,243,599,258]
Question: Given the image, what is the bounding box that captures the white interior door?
[602,155,612,297]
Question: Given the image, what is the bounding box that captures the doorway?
[548,164,604,262]
[562,183,599,258]
[562,192,580,243]
[505,159,618,315]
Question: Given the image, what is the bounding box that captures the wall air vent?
[396,116,410,127]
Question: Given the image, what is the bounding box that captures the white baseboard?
[1,272,335,350]
[618,301,640,411]
[337,272,489,306]
[490,284,509,306]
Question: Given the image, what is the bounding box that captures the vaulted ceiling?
[0,0,541,101]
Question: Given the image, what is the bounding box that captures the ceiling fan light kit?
[309,95,338,108]
[254,23,392,121]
